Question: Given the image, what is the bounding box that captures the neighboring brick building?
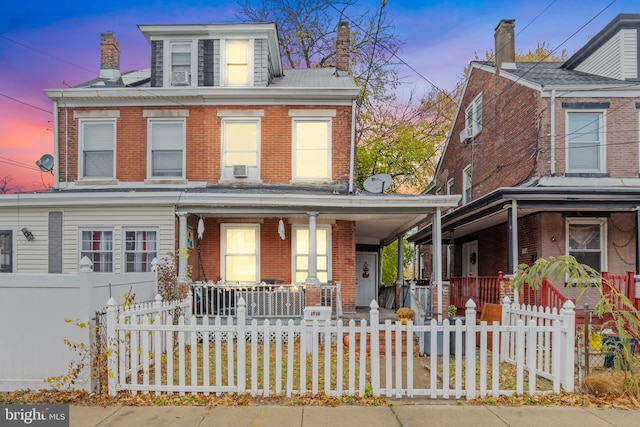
[1,22,458,313]
[410,14,640,306]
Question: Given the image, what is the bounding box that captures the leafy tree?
[482,41,569,62]
[381,238,414,286]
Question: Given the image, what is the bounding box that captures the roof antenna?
[62,81,72,88]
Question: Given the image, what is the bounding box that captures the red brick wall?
[434,68,540,200]
[332,220,356,312]
[58,105,353,184]
[540,98,640,177]
[185,218,357,311]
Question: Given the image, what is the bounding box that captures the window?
[462,165,472,204]
[222,119,260,179]
[124,230,157,272]
[435,187,442,196]
[0,230,12,273]
[79,120,115,178]
[221,224,259,283]
[463,94,482,139]
[148,120,185,178]
[566,112,605,172]
[80,230,113,272]
[293,225,331,284]
[446,178,454,195]
[567,220,606,272]
[170,42,191,85]
[446,178,455,212]
[293,119,331,180]
[224,40,251,86]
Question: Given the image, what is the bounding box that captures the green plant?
[512,255,640,397]
[448,304,458,318]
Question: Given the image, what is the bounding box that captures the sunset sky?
[1,0,636,192]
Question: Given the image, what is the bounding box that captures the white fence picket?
[105,296,576,399]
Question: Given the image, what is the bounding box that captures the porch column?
[178,213,188,282]
[305,211,320,285]
[395,233,404,309]
[507,201,519,304]
[305,212,321,307]
[432,207,443,323]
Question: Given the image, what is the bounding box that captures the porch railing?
[602,271,638,310]
[191,281,340,319]
[520,277,569,312]
[449,273,501,312]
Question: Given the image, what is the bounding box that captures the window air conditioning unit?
[459,128,472,144]
[171,71,190,86]
[233,165,248,178]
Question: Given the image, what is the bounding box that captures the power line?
[0,34,96,75]
[0,93,52,114]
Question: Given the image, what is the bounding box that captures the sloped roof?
[474,61,626,86]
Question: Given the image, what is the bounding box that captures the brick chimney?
[335,21,350,77]
[100,31,121,80]
[494,19,515,73]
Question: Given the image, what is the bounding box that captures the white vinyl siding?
[0,206,174,274]
[574,29,637,80]
[79,120,115,179]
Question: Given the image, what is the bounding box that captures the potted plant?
[396,307,415,325]
[447,304,458,318]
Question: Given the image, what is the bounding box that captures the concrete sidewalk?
[71,402,640,427]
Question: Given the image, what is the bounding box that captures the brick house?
[0,22,458,313]
[410,14,640,306]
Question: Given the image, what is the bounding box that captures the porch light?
[21,228,34,241]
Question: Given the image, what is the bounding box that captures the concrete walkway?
[70,402,640,427]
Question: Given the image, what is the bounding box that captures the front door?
[462,241,478,276]
[356,252,377,307]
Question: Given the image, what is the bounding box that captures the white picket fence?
[104,296,576,398]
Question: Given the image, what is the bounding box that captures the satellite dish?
[363,173,392,193]
[36,154,54,173]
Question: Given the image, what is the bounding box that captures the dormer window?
[223,39,253,86]
[170,42,192,86]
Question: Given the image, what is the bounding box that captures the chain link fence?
[576,304,639,388]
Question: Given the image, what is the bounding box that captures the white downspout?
[550,89,556,175]
[348,99,356,193]
[52,100,59,188]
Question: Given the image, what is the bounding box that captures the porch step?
[342,331,419,356]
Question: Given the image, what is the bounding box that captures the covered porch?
[172,187,459,318]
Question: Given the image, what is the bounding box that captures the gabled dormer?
[138,23,284,88]
[562,13,640,81]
